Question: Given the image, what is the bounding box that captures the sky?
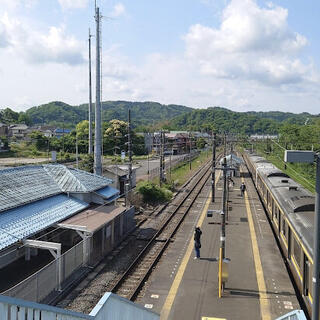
[0,0,319,114]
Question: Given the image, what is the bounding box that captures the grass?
[169,151,210,186]
[250,142,316,194]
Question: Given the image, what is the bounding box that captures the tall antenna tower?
[94,6,102,175]
[88,28,93,155]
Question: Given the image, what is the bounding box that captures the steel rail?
[110,154,221,300]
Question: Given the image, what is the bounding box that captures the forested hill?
[170,107,281,134]
[247,111,319,125]
[25,101,193,128]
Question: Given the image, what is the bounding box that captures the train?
[243,150,314,318]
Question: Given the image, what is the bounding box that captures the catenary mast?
[88,28,93,155]
[94,6,102,175]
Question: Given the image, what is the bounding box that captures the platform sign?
[207,210,222,217]
[284,150,314,163]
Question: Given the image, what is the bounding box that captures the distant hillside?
[25,101,193,128]
[170,107,320,134]
[170,107,281,134]
[247,111,319,125]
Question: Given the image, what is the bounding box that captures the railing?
[275,310,307,320]
[149,151,200,180]
[0,292,159,320]
[2,240,84,302]
[0,294,92,320]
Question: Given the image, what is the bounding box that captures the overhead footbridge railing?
[275,310,307,320]
[0,292,160,320]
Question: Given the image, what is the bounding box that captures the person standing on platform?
[194,226,202,259]
[240,182,246,197]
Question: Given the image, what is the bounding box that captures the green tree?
[29,131,48,150]
[18,113,32,125]
[196,137,206,149]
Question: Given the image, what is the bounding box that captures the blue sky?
[0,0,319,114]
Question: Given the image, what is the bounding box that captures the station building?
[0,164,135,303]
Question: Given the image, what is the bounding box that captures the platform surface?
[139,161,300,320]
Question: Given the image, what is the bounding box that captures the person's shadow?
[199,257,218,262]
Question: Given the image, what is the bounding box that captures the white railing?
[0,294,92,320]
[275,310,307,320]
[0,292,160,320]
[2,240,84,302]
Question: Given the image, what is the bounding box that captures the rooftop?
[0,194,89,250]
[0,165,113,213]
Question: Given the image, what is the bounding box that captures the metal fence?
[149,152,200,180]
[2,240,84,303]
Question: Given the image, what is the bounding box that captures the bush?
[137,181,173,204]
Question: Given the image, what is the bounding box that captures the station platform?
[138,161,301,320]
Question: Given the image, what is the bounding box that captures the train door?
[303,254,310,297]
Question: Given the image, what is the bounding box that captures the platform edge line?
[242,174,271,320]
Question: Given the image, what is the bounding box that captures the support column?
[111,219,115,247]
[25,248,31,261]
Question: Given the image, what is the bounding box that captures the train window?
[308,263,313,301]
[272,201,275,217]
[303,255,310,297]
[274,207,279,222]
[293,236,302,272]
[281,217,285,236]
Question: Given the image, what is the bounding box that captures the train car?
[243,151,315,318]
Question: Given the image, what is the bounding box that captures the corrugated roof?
[0,194,89,250]
[96,186,120,202]
[0,165,113,213]
[0,166,61,213]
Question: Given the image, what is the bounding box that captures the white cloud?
[0,13,85,65]
[57,0,88,10]
[184,0,311,87]
[1,0,320,115]
[0,0,38,10]
[110,3,126,18]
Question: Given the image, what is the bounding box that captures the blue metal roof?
[0,166,61,213]
[96,186,120,202]
[0,194,89,250]
[0,165,113,213]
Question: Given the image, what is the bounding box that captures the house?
[54,128,71,138]
[105,165,138,194]
[250,134,278,141]
[0,123,8,136]
[0,138,4,150]
[8,124,28,140]
[0,165,135,303]
[29,126,56,138]
[166,132,191,154]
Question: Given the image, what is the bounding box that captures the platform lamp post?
[284,150,320,320]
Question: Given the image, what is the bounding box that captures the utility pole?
[212,132,216,203]
[159,131,162,186]
[222,156,227,258]
[94,6,102,175]
[159,131,164,186]
[163,132,166,180]
[127,109,133,190]
[88,28,93,155]
[76,135,79,169]
[218,155,228,298]
[189,132,192,170]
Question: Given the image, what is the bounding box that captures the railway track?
[107,158,216,301]
[56,157,217,313]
